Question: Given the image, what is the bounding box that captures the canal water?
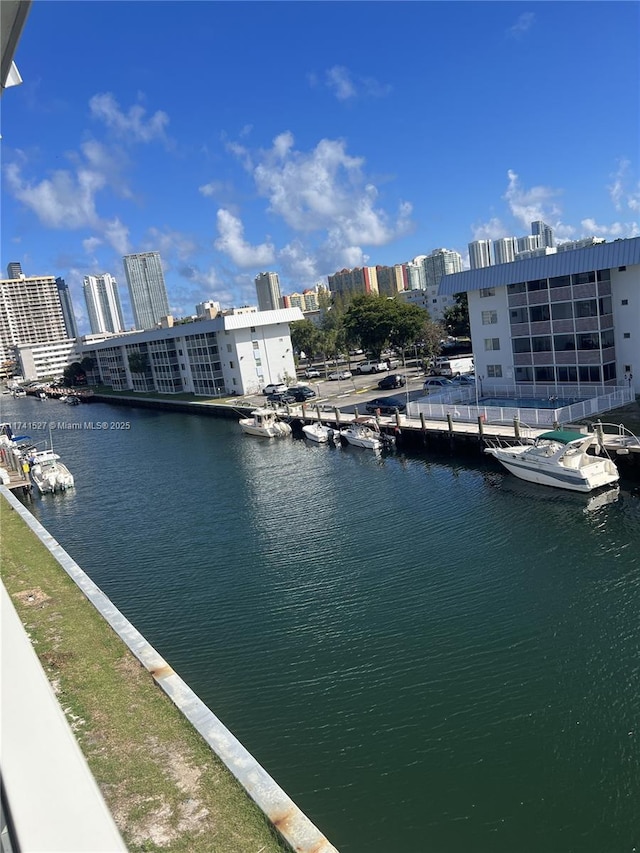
[4,395,640,853]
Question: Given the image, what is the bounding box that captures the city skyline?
[122,252,170,330]
[1,2,637,335]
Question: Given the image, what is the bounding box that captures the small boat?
[66,395,81,405]
[339,418,395,451]
[302,422,337,444]
[28,449,75,494]
[484,429,619,492]
[239,408,292,438]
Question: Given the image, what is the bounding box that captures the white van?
[432,355,474,378]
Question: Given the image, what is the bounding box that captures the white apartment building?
[468,240,493,270]
[439,236,640,394]
[0,274,68,365]
[81,307,304,396]
[16,338,78,382]
[83,274,125,334]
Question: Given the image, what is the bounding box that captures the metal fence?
[407,383,634,427]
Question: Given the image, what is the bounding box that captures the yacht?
[28,449,75,494]
[239,408,292,438]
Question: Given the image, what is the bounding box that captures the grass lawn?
[1,497,291,853]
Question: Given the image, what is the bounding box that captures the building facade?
[6,262,23,279]
[83,274,125,335]
[468,240,493,270]
[439,236,640,394]
[493,237,518,265]
[327,266,379,297]
[81,307,304,396]
[531,220,556,249]
[56,277,79,339]
[254,272,283,312]
[0,274,68,365]
[122,252,170,330]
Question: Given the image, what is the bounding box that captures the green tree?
[289,319,319,359]
[62,362,86,387]
[443,293,470,338]
[343,295,399,358]
[389,300,429,357]
[80,355,96,373]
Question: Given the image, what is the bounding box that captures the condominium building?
[80,307,304,396]
[6,262,23,279]
[375,264,406,297]
[254,272,283,312]
[122,252,170,330]
[56,277,79,339]
[439,236,639,394]
[493,237,518,266]
[517,235,540,253]
[469,240,493,270]
[83,274,125,334]
[0,274,69,365]
[406,256,427,291]
[327,266,379,297]
[531,220,556,249]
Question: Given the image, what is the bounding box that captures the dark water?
[4,395,640,853]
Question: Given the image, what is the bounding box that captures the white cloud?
[143,227,197,261]
[249,132,412,250]
[214,209,275,267]
[507,12,535,38]
[326,66,357,101]
[5,161,104,229]
[471,217,508,241]
[104,217,131,255]
[83,236,103,255]
[89,93,169,143]
[278,241,320,281]
[580,217,639,238]
[504,169,562,229]
[608,159,640,212]
[323,65,391,101]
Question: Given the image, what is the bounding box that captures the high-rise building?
[254,272,283,312]
[0,274,69,365]
[423,249,463,290]
[56,277,79,339]
[122,252,170,330]
[517,235,540,253]
[493,237,518,265]
[531,220,555,249]
[6,262,23,279]
[406,256,427,290]
[468,240,492,269]
[327,266,379,297]
[83,274,125,334]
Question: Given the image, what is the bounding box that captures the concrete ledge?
[1,487,339,853]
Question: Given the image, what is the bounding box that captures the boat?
[239,408,292,438]
[66,395,81,405]
[339,418,396,451]
[27,448,75,494]
[302,422,337,444]
[484,429,619,492]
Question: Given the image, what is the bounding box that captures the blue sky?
[2,1,638,333]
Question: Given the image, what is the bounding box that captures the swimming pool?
[480,396,586,409]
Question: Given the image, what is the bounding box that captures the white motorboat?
[302,422,337,444]
[484,429,619,492]
[239,408,292,438]
[339,418,395,451]
[28,449,75,494]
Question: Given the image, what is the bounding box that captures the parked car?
[451,374,476,385]
[356,360,389,374]
[365,396,406,415]
[378,373,406,390]
[423,377,454,392]
[267,390,296,404]
[263,383,288,395]
[304,367,321,378]
[287,386,317,402]
[328,370,353,381]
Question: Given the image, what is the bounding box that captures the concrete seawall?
[1,486,340,853]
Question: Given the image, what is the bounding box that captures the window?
[484,338,500,351]
[532,336,552,352]
[487,364,502,378]
[622,299,629,305]
[573,271,596,285]
[575,299,598,318]
[510,307,528,324]
[527,279,548,292]
[624,332,631,339]
[252,340,259,349]
[513,338,531,353]
[229,360,234,369]
[480,287,495,297]
[549,274,571,288]
[508,281,526,295]
[577,333,599,350]
[529,305,550,322]
[556,366,578,382]
[579,365,601,382]
[597,269,611,282]
[601,329,614,348]
[226,343,233,352]
[515,366,534,382]
[599,296,612,315]
[482,310,498,325]
[534,366,554,382]
[250,326,256,332]
[551,302,573,320]
[619,266,627,272]
[554,334,575,351]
